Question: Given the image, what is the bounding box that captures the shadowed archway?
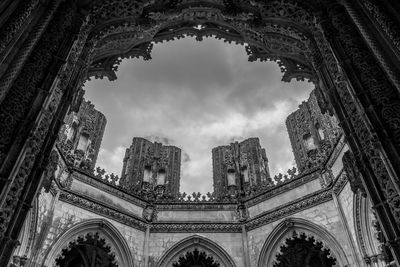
[42,219,134,267]
[157,235,236,267]
[257,218,349,267]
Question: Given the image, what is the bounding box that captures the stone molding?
[72,169,148,207]
[150,222,242,233]
[245,190,333,231]
[332,170,348,195]
[58,187,335,233]
[59,191,148,231]
[244,169,320,207]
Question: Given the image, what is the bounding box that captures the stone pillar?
[342,0,400,90]
[0,0,88,264]
[312,3,400,263]
[0,0,41,56]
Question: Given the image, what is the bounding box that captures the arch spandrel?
[156,235,237,267]
[257,218,350,267]
[42,219,134,267]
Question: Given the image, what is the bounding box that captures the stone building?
[1,0,400,266]
[58,99,107,170]
[212,138,272,198]
[286,91,342,173]
[119,138,181,197]
[8,90,395,267]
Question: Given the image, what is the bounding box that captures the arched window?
[303,133,317,151]
[76,133,89,151]
[157,169,166,185]
[241,166,249,183]
[227,169,236,186]
[143,165,152,183]
[315,122,325,141]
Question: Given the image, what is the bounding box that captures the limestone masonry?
[11,90,393,266]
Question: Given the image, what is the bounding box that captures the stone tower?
[120,137,181,197]
[286,90,341,173]
[59,99,107,170]
[212,137,271,198]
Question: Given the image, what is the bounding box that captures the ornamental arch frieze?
[0,0,400,265]
[156,235,237,267]
[42,219,134,267]
[257,218,350,267]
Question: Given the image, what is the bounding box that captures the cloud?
[182,152,191,163]
[84,36,313,193]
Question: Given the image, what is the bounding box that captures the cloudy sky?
[84,37,313,194]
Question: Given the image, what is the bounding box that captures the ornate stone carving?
[120,137,181,198]
[142,205,157,222]
[212,138,272,198]
[360,0,400,54]
[0,0,40,56]
[59,191,148,231]
[41,150,59,193]
[342,150,367,196]
[286,90,342,173]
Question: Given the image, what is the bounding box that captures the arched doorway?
[172,248,220,267]
[157,235,236,267]
[273,233,336,267]
[258,218,349,267]
[0,0,399,265]
[55,232,117,267]
[43,219,134,267]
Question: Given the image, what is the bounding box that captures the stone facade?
[58,99,107,170]
[120,137,181,198]
[286,91,342,173]
[212,138,272,198]
[8,93,392,267]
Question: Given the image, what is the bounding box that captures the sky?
[83,37,314,194]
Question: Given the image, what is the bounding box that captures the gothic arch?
[257,218,350,267]
[42,219,134,267]
[11,197,38,262]
[354,192,387,266]
[156,235,237,267]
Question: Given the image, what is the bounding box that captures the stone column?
[0,0,41,57]
[0,0,88,264]
[342,0,400,90]
[311,3,400,263]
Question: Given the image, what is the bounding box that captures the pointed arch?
[354,192,388,265]
[42,219,134,267]
[157,235,237,267]
[257,218,350,267]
